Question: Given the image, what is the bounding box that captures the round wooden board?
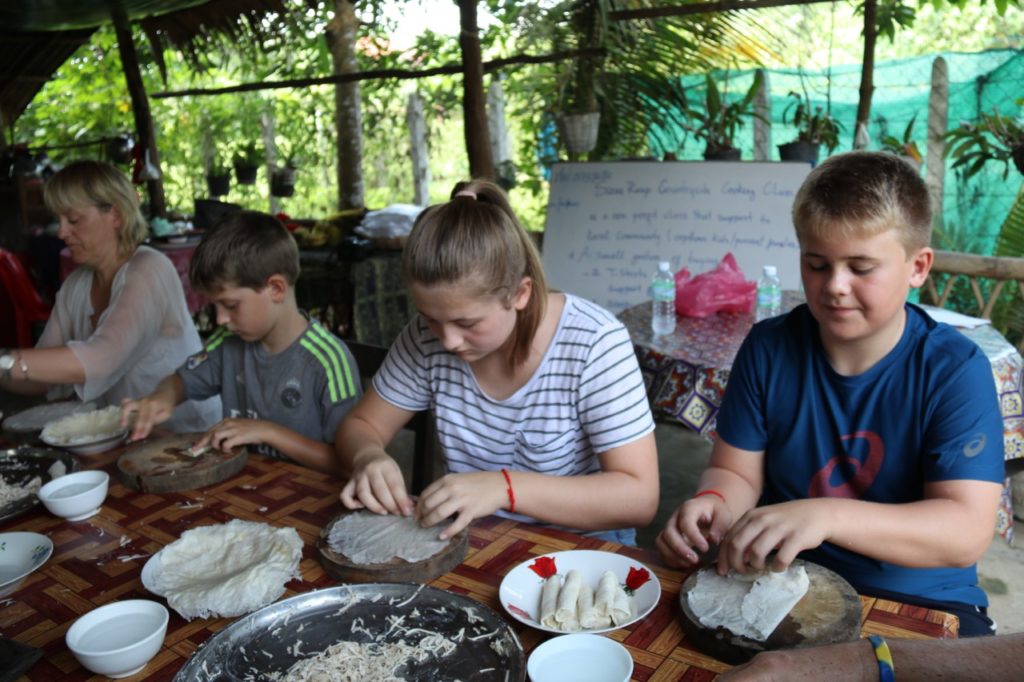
[678,559,861,664]
[316,510,469,584]
[117,433,248,493]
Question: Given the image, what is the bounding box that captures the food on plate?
[686,564,810,641]
[144,519,302,620]
[2,401,96,435]
[539,569,635,632]
[269,634,457,681]
[40,406,123,445]
[0,459,66,508]
[326,512,453,564]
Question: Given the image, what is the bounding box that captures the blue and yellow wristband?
[867,634,895,681]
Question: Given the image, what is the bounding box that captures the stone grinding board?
[117,433,248,493]
[316,510,469,584]
[678,559,862,664]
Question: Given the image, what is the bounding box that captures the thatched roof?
[0,0,301,129]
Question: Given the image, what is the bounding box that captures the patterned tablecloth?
[618,295,1024,544]
[1,451,957,681]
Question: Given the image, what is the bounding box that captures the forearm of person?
[259,424,342,476]
[333,390,410,477]
[814,481,1001,567]
[694,465,762,520]
[1,346,86,389]
[506,435,659,530]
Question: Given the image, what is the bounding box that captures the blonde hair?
[792,151,932,254]
[403,179,548,368]
[44,160,147,257]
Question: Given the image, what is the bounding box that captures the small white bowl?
[0,531,53,597]
[66,599,169,678]
[528,633,633,682]
[38,470,109,521]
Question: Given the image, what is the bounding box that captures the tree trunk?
[407,91,429,206]
[327,0,364,210]
[112,7,166,217]
[458,0,495,180]
[926,56,949,229]
[854,0,878,149]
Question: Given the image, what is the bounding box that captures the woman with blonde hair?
[0,160,219,432]
[336,179,658,543]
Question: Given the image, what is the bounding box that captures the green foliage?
[233,142,262,167]
[783,91,843,151]
[878,113,922,162]
[943,108,1024,179]
[990,184,1024,348]
[686,71,766,153]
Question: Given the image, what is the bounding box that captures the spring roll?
[555,569,582,631]
[539,575,561,628]
[578,583,606,629]
[610,582,633,625]
[594,570,619,619]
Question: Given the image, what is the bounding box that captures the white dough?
[577,583,604,629]
[146,519,302,620]
[540,575,561,628]
[687,565,810,641]
[555,569,582,631]
[610,582,633,625]
[327,513,452,564]
[594,570,619,620]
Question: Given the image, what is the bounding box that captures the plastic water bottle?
[755,265,782,322]
[651,261,676,335]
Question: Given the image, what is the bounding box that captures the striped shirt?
[374,294,654,498]
[178,316,361,460]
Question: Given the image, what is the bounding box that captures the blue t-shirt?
[717,303,1004,607]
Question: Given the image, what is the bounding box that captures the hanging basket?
[270,167,297,197]
[1012,145,1024,176]
[206,173,230,197]
[234,163,258,185]
[558,112,601,155]
[703,147,741,161]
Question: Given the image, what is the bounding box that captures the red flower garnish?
[529,556,557,579]
[625,566,651,593]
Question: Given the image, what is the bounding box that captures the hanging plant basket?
[778,141,820,164]
[270,167,297,197]
[558,112,601,155]
[1013,145,1024,176]
[234,163,258,185]
[206,173,231,197]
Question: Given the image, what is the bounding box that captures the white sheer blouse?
[37,245,220,432]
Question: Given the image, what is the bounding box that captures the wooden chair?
[922,250,1024,352]
[345,340,435,494]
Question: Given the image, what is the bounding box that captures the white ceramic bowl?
[0,531,53,597]
[527,633,633,682]
[40,430,127,456]
[38,470,109,521]
[66,599,169,679]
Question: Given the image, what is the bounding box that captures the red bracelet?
[501,468,516,513]
[693,489,726,504]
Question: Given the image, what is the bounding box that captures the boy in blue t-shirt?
[122,211,361,475]
[657,151,1005,635]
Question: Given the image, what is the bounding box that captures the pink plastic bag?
[675,253,756,318]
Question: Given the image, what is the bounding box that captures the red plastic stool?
[0,249,51,347]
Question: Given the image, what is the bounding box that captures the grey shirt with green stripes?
[176,317,361,461]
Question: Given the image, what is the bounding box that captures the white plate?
[499,549,660,635]
[40,430,128,456]
[528,632,633,682]
[0,531,54,597]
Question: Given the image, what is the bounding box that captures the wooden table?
[1,449,958,681]
[618,296,1024,544]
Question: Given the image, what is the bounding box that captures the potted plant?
[233,143,262,185]
[878,114,923,170]
[270,153,298,198]
[686,71,765,161]
[206,157,231,197]
[943,110,1024,180]
[779,90,843,164]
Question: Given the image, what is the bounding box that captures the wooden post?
[261,111,279,215]
[854,0,878,150]
[327,0,365,210]
[406,91,430,206]
[926,56,949,230]
[458,0,495,180]
[111,6,166,217]
[753,68,770,161]
[488,77,510,167]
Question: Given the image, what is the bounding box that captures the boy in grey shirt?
[122,211,360,474]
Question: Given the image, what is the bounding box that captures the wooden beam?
[609,0,835,20]
[150,48,605,99]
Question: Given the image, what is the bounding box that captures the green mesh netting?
[650,49,1024,257]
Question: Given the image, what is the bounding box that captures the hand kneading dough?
[327,513,452,564]
[687,565,810,641]
[147,519,303,620]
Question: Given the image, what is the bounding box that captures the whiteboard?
[541,161,812,313]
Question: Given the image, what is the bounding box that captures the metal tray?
[0,447,80,524]
[175,584,525,681]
